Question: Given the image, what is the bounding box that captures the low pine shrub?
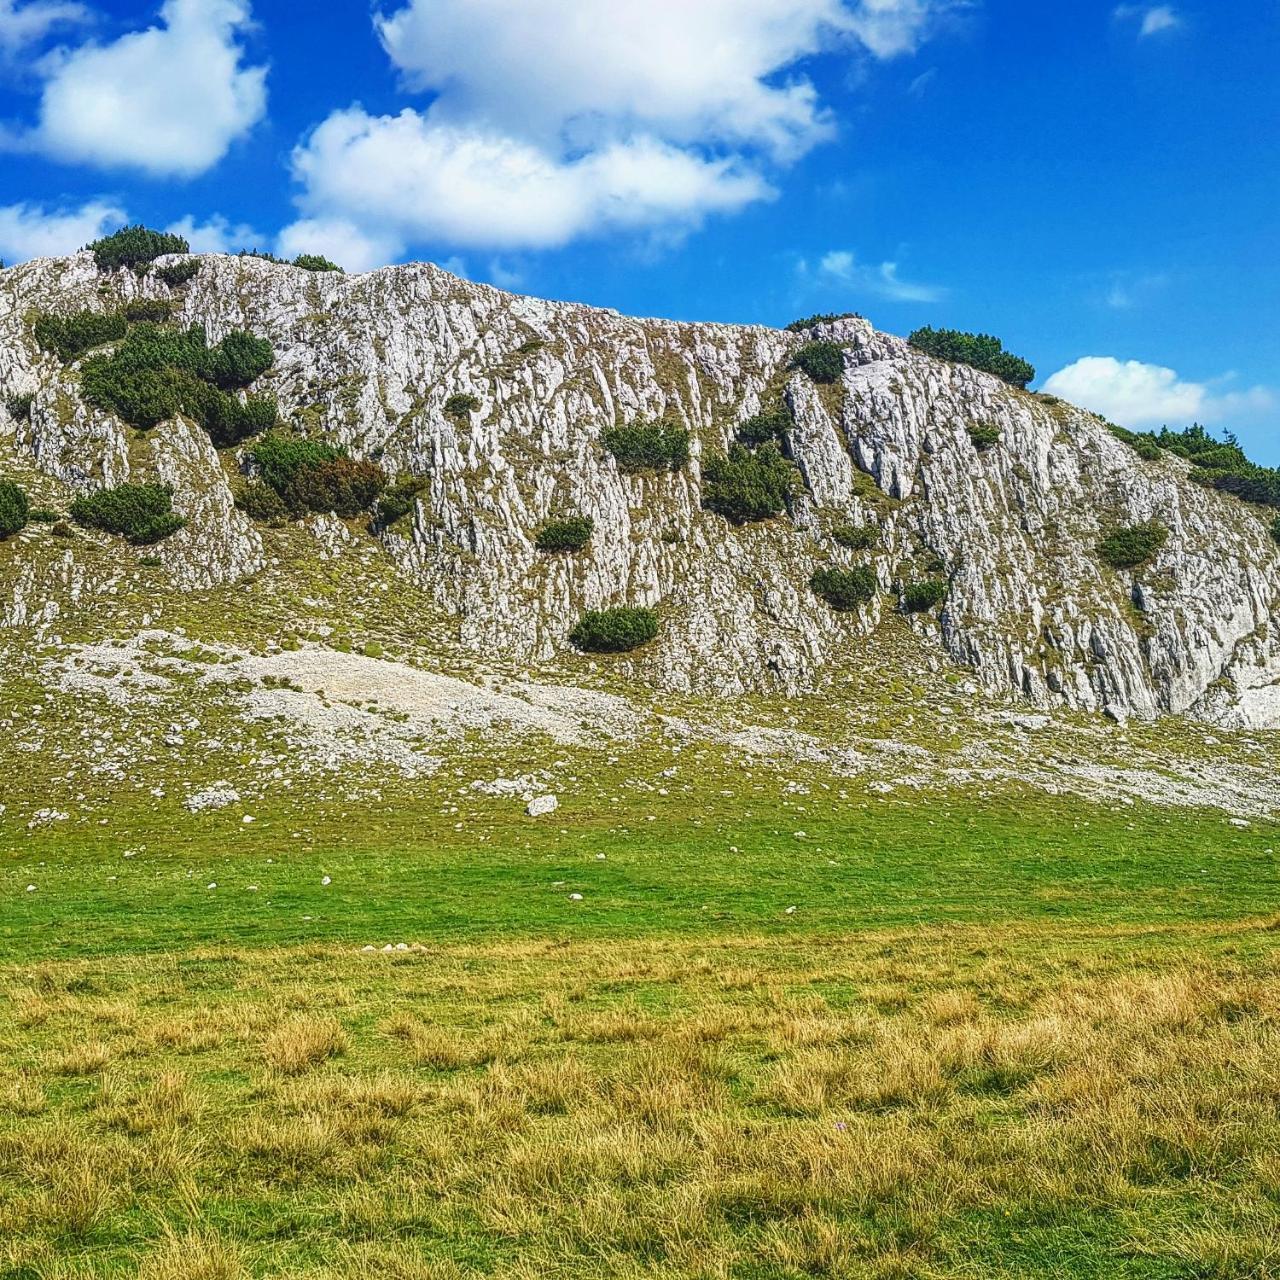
[293,254,344,273]
[122,299,173,325]
[968,424,1001,451]
[1272,516,1280,546]
[1106,422,1162,461]
[702,443,798,524]
[28,507,59,523]
[6,393,32,422]
[833,523,877,550]
[87,226,189,273]
[69,483,185,544]
[34,310,128,361]
[0,480,29,538]
[602,421,690,473]
[792,341,845,384]
[156,260,200,288]
[376,476,428,528]
[736,404,792,447]
[445,394,481,418]
[569,606,659,653]
[536,516,594,553]
[1097,521,1168,570]
[786,312,860,333]
[235,480,289,524]
[811,566,876,611]
[903,579,948,613]
[287,457,387,517]
[908,328,1035,389]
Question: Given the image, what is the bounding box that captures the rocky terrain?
[2,248,1279,734]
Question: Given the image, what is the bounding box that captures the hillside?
[3,248,1279,731]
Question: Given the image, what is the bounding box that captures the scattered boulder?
[527,795,559,817]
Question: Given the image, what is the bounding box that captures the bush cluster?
[833,523,877,550]
[536,516,594,553]
[0,480,29,539]
[602,421,690,474]
[79,323,276,441]
[702,443,798,525]
[235,480,289,525]
[293,254,344,273]
[445,394,481,418]
[1123,426,1280,511]
[6,393,33,423]
[903,579,948,613]
[569,606,659,653]
[376,476,428,528]
[908,328,1035,389]
[785,313,861,333]
[792,341,845,385]
[28,506,59,523]
[968,424,1001,451]
[811,566,876,611]
[156,260,200,289]
[34,310,128,361]
[736,403,792,447]
[69,483,185,544]
[87,226,190,273]
[1107,422,1163,461]
[122,299,174,325]
[1097,521,1168,570]
[250,434,386,518]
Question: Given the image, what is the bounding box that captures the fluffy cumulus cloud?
[1114,5,1180,37]
[0,197,124,263]
[814,248,944,302]
[283,0,960,265]
[165,213,264,255]
[1043,357,1273,427]
[0,0,89,56]
[31,0,266,177]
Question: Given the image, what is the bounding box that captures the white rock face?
[3,252,1279,724]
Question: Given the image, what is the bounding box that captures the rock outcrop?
[2,251,1278,724]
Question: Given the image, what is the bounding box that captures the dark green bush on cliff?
[903,579,948,613]
[376,476,428,528]
[1272,516,1280,546]
[811,566,876,611]
[792,341,845,385]
[833,523,877,550]
[235,480,289,525]
[786,312,860,333]
[250,434,385,517]
[536,516,594,553]
[908,328,1035,389]
[6,393,32,423]
[602,421,690,473]
[968,423,1001,451]
[87,226,189,273]
[445,394,481,418]
[736,403,792,447]
[1097,521,1168,570]
[569,607,659,653]
[293,254,344,273]
[0,481,29,539]
[70,483,184,544]
[34,310,128,361]
[156,259,200,288]
[702,443,798,524]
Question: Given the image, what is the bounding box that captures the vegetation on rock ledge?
[811,565,876,611]
[702,443,798,524]
[570,606,660,653]
[0,480,29,539]
[69,483,185,544]
[1098,521,1169,570]
[909,327,1035,389]
[602,421,690,474]
[536,516,594,553]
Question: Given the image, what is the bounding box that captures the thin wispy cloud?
[1114,5,1181,38]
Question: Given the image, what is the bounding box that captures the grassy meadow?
[3,749,1280,1278]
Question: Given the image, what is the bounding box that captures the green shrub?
[736,403,792,447]
[1097,521,1168,570]
[293,254,344,273]
[156,260,200,288]
[87,226,189,273]
[251,434,342,492]
[69,483,185,544]
[235,480,289,524]
[33,309,128,361]
[445,394,481,418]
[811,566,876,611]
[250,434,384,516]
[833,523,877,550]
[376,476,428,528]
[903,579,948,613]
[569,606,660,653]
[968,424,1001,451]
[785,312,860,333]
[206,330,274,390]
[702,443,798,524]
[0,480,29,538]
[6,393,32,422]
[122,299,173,325]
[536,515,594,553]
[28,507,59,523]
[1106,422,1162,461]
[792,341,845,384]
[908,328,1035,389]
[602,421,690,473]
[1272,516,1280,547]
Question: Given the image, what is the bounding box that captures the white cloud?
[287,0,958,257]
[1043,356,1273,427]
[0,0,89,56]
[275,216,400,274]
[0,197,124,263]
[808,248,944,302]
[165,213,262,255]
[32,0,266,177]
[1114,5,1181,37]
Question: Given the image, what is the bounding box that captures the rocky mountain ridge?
[2,250,1278,727]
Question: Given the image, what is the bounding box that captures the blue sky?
[1,0,1276,458]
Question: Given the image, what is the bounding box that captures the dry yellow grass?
[2,922,1279,1277]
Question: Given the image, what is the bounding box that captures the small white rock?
[25,884,36,893]
[569,893,584,901]
[321,875,332,886]
[527,795,559,818]
[785,906,797,915]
